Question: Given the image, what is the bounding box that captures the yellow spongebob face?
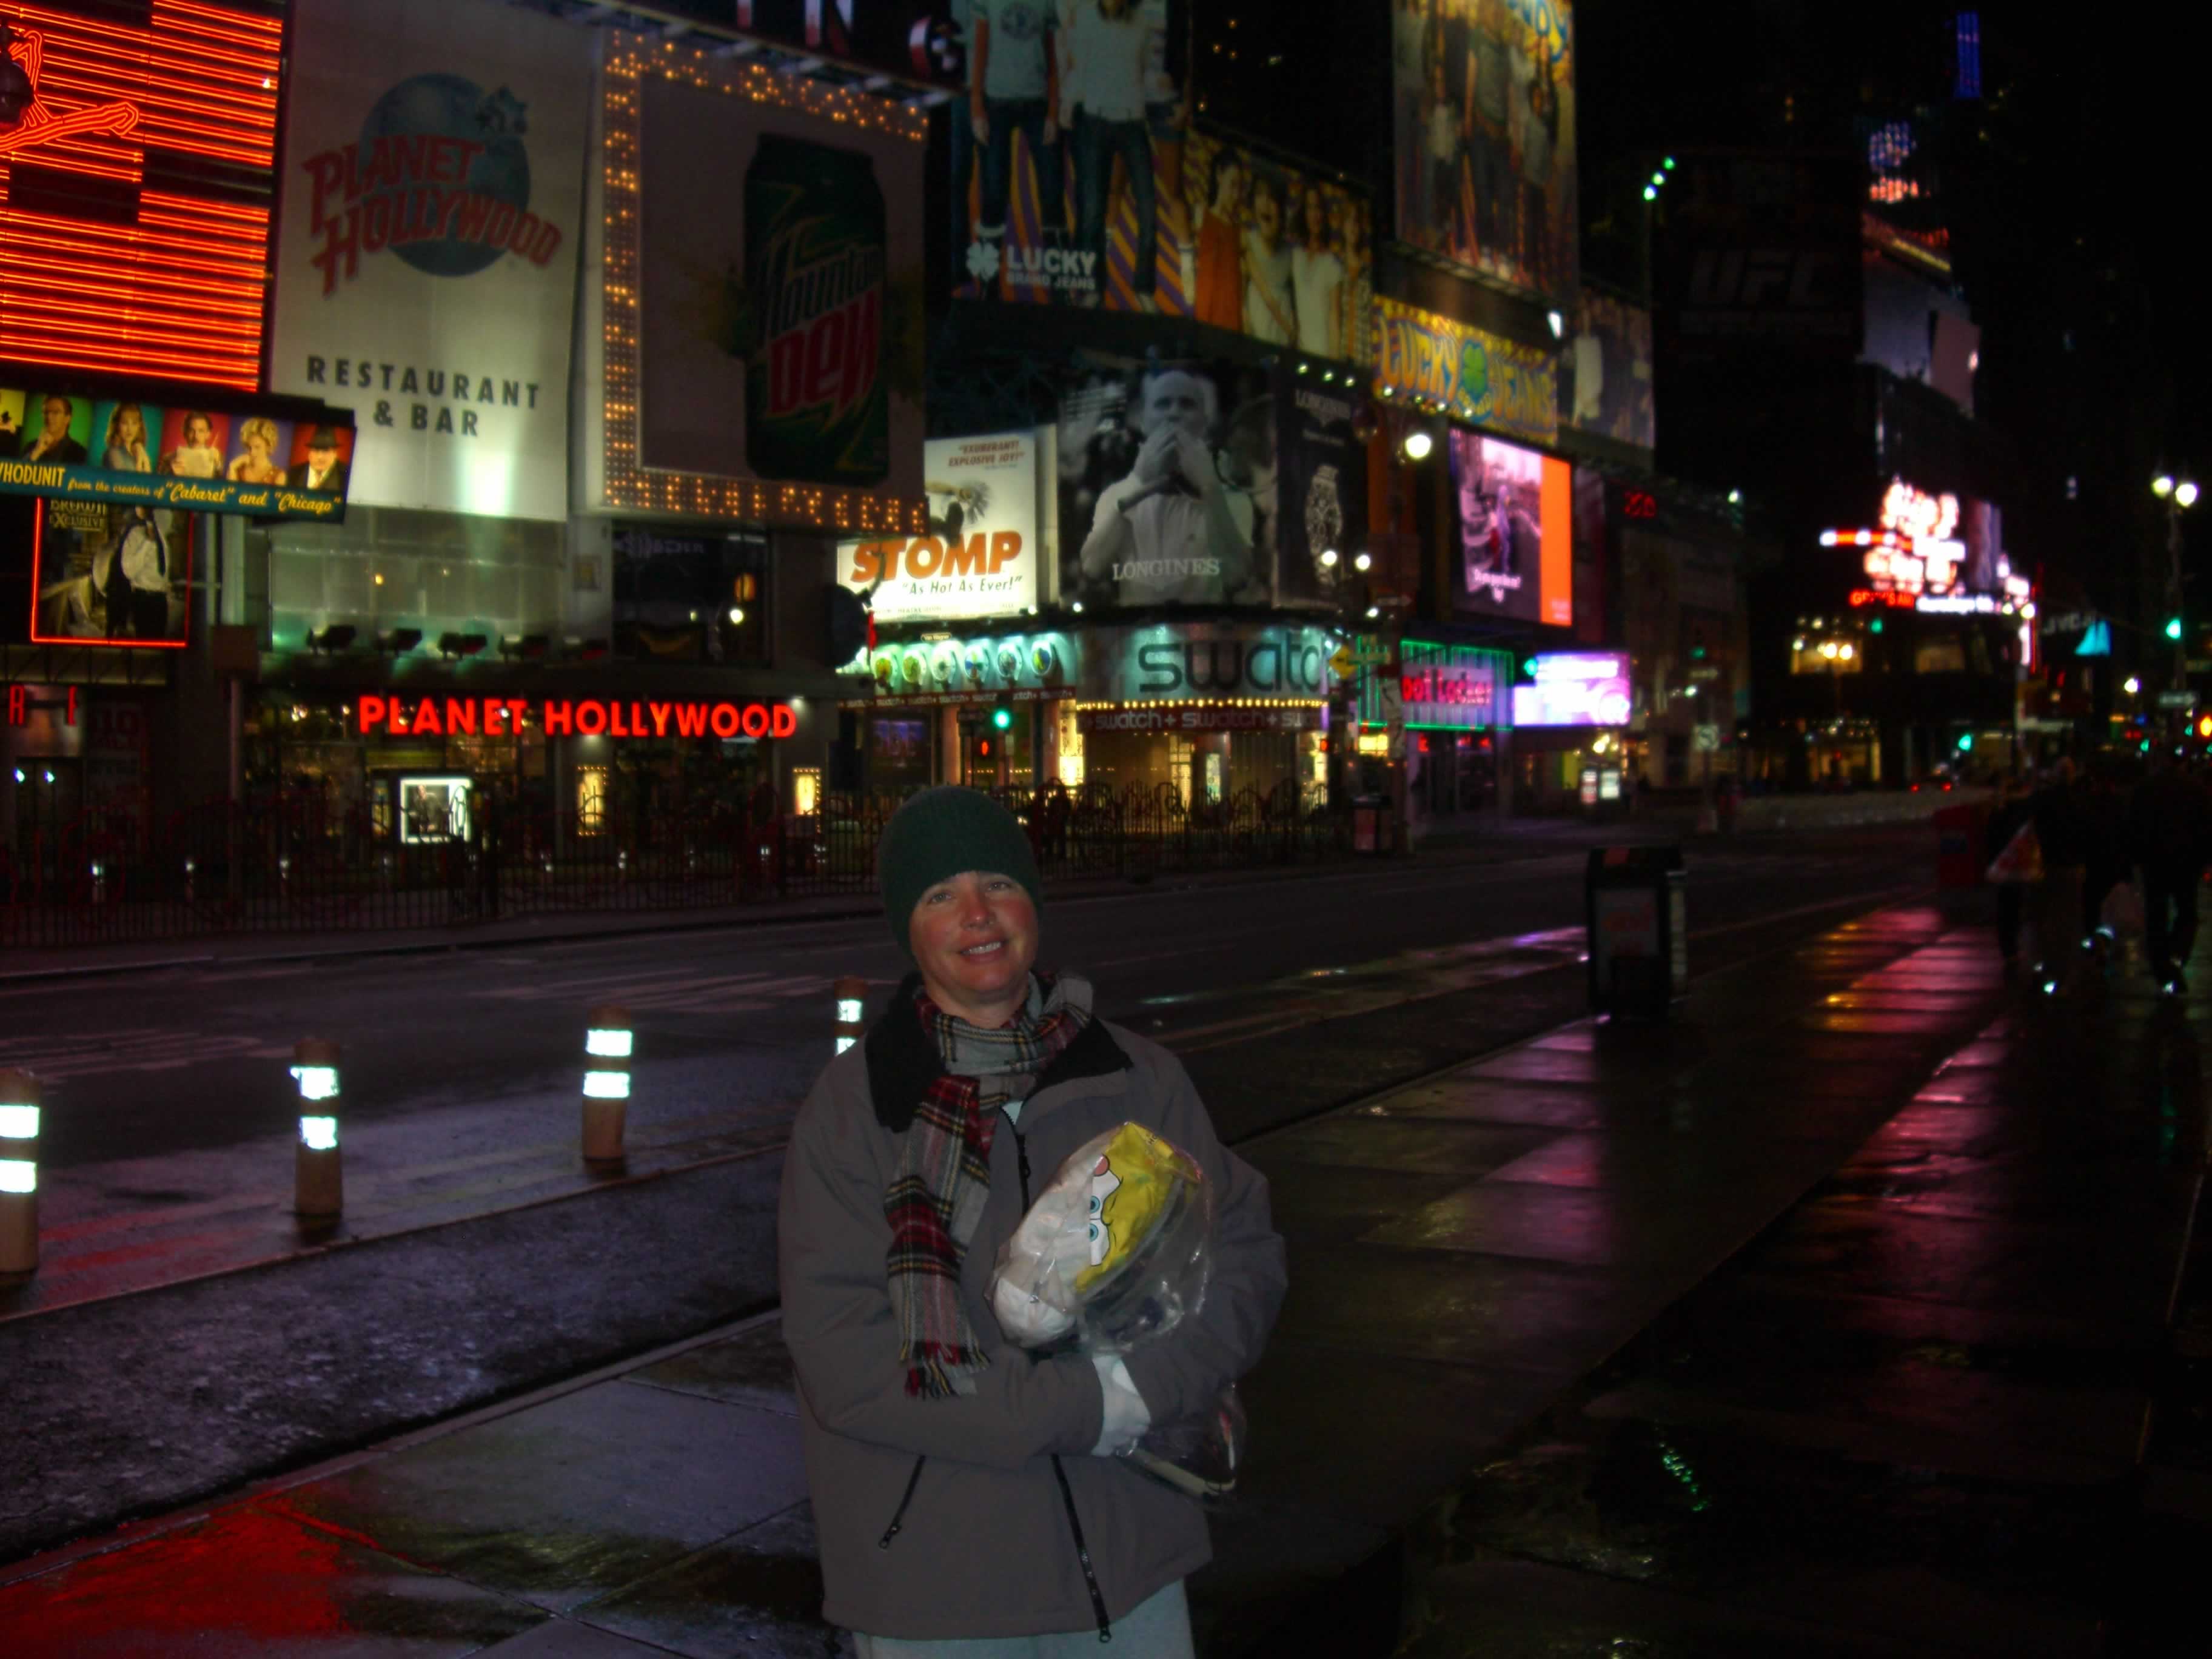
[1073,1122,1199,1293]
[1085,1154,1122,1267]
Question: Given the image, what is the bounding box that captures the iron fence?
[0,782,1347,948]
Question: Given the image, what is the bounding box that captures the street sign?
[1330,646,1359,680]
[1693,723,1720,752]
[2158,690,2200,710]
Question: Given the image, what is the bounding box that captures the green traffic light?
[992,706,1012,731]
[2168,617,2185,641]
[1869,618,1883,634]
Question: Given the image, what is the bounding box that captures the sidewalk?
[4,901,2160,1659]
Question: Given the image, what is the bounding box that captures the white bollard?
[0,1070,41,1278]
[583,1004,632,1167]
[833,977,867,1056]
[290,1038,343,1219]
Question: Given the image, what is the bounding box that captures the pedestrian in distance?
[779,786,1286,1655]
[2029,759,2092,994]
[2130,759,2212,995]
[1986,773,2036,968]
[2077,761,2132,968]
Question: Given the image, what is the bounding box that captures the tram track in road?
[3,857,1927,1323]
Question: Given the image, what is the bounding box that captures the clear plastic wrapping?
[989,1121,1245,1501]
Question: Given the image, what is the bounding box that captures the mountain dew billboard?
[631,49,925,506]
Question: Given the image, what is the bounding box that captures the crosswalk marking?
[0,1028,297,1081]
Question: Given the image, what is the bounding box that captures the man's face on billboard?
[41,397,70,437]
[1141,372,1210,442]
[185,416,213,447]
[309,440,337,470]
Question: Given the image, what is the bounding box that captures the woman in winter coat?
[779,787,1287,1656]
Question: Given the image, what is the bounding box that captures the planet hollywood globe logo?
[301,73,565,296]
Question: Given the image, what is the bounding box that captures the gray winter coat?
[777,979,1287,1641]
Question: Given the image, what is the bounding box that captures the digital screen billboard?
[1450,429,1572,628]
[1512,653,1631,727]
[1391,0,1578,308]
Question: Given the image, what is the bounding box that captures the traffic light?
[991,696,1013,731]
[2167,615,2185,641]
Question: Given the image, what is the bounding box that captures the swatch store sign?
[1090,623,1335,705]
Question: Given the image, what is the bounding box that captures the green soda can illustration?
[746,133,889,486]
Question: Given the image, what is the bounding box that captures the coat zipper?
[877,1453,926,1549]
[1011,1112,1113,1644]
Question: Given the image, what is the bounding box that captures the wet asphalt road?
[0,823,1942,1566]
[12,823,1934,1176]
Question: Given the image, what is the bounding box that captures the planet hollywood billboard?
[269,0,591,521]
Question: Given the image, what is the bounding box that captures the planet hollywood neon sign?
[354,694,796,740]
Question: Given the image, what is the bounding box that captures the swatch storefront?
[853,619,1336,809]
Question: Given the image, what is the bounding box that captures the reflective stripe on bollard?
[834,977,867,1057]
[583,1004,632,1167]
[0,1069,41,1278]
[290,1038,343,1219]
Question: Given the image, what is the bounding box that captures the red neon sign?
[355,695,799,742]
[0,7,283,389]
[1848,589,1914,609]
[4,685,81,728]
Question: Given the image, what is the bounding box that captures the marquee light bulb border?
[597,35,927,536]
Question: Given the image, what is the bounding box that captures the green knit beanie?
[877,786,1044,956]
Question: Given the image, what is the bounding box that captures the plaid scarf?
[886,971,1094,1399]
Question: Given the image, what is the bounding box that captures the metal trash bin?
[1352,794,1393,854]
[1586,845,1688,1018]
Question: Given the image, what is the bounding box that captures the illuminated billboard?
[1450,430,1572,628]
[1373,298,1556,447]
[1391,0,1578,307]
[589,35,928,535]
[269,0,590,522]
[1826,478,2027,616]
[1512,653,1631,728]
[1057,355,1275,610]
[1,385,355,520]
[840,432,1044,624]
[0,11,284,390]
[949,87,1375,360]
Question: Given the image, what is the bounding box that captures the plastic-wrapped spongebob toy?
[990,1121,1245,1500]
[990,1121,1213,1353]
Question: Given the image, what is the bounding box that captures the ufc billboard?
[1655,152,1863,363]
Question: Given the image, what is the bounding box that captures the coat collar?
[864,971,1131,1133]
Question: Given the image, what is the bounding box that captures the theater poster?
[30,499,193,648]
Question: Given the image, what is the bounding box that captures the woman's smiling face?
[908,870,1039,1024]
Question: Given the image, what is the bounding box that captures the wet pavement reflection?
[1400,937,2208,1658]
[12,909,2194,1659]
